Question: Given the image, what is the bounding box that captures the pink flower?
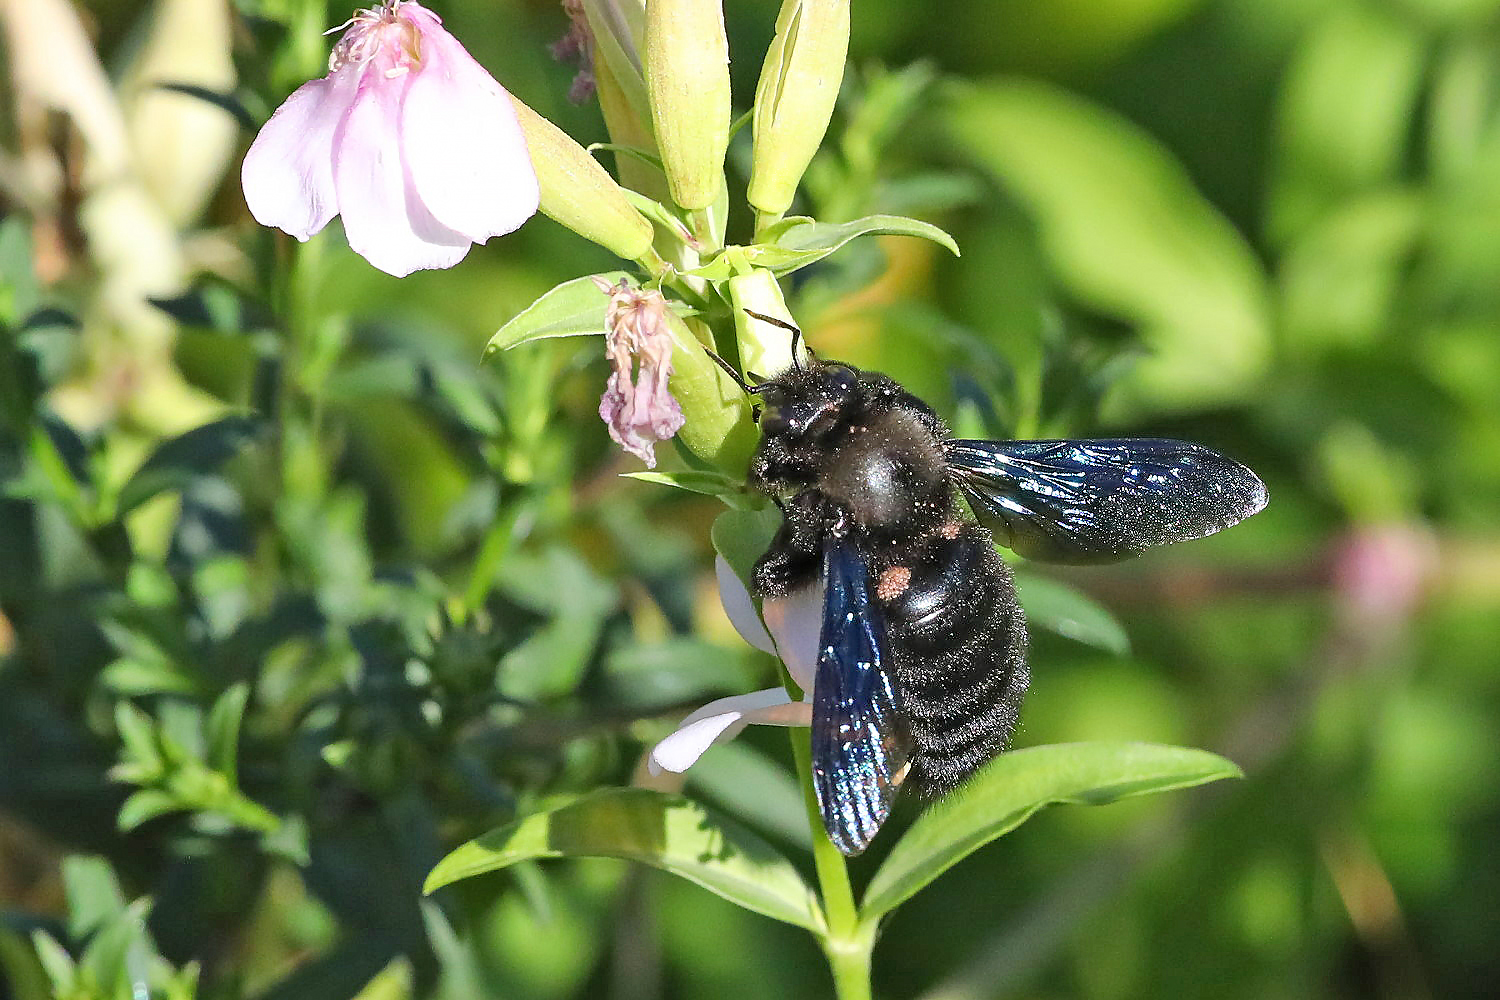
[241,1,539,277]
[595,278,685,468]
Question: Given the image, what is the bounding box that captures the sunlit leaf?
[945,80,1271,415]
[1268,6,1426,245]
[861,742,1240,921]
[686,215,960,280]
[424,788,824,931]
[483,272,631,356]
[118,790,182,831]
[622,469,754,505]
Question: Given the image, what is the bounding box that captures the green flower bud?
[665,313,757,473]
[645,0,731,211]
[748,0,849,219]
[728,269,805,378]
[510,97,654,262]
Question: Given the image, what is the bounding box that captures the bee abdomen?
[882,527,1029,797]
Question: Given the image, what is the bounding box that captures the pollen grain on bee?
[876,566,912,601]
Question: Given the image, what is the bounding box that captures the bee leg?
[752,492,835,599]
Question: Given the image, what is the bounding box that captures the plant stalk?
[790,729,876,1000]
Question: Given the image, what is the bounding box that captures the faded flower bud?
[551,0,596,103]
[595,278,685,467]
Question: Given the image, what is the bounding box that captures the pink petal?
[647,688,811,775]
[762,582,823,695]
[241,69,358,240]
[400,18,539,243]
[331,70,470,276]
[716,556,775,654]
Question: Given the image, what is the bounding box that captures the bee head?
[757,362,863,438]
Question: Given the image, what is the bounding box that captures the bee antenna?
[741,309,805,371]
[702,345,763,396]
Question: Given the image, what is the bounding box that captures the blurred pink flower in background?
[594,278,685,468]
[241,1,538,276]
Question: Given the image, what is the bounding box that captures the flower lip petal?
[647,688,811,775]
[241,67,359,240]
[331,65,470,276]
[716,556,775,654]
[399,9,539,243]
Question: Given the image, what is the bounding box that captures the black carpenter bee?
[723,313,1267,856]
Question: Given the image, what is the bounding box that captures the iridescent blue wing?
[946,438,1267,563]
[813,537,912,857]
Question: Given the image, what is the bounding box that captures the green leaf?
[483,272,630,356]
[27,933,75,995]
[77,898,152,1000]
[0,928,53,1000]
[686,215,960,280]
[116,415,262,514]
[622,469,753,505]
[149,278,274,335]
[1013,573,1130,656]
[1268,6,1426,245]
[205,683,250,782]
[113,702,162,773]
[424,788,824,931]
[945,80,1271,415]
[118,789,183,831]
[710,506,781,587]
[861,742,1241,921]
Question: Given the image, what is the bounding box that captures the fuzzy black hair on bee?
[735,319,1267,855]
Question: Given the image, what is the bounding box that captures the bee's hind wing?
[946,438,1267,563]
[811,538,912,857]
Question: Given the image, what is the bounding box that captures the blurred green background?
[2,0,1499,998]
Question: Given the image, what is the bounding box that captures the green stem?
[754,208,785,240]
[789,729,876,1000]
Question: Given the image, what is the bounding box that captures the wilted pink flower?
[241,1,539,277]
[595,278,684,468]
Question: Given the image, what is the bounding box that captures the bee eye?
[824,365,857,393]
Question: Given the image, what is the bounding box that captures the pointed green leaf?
[861,742,1241,921]
[118,790,182,831]
[1014,573,1130,656]
[622,469,754,506]
[424,788,824,931]
[27,933,75,994]
[116,415,262,514]
[686,215,960,280]
[205,682,250,782]
[483,272,629,356]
